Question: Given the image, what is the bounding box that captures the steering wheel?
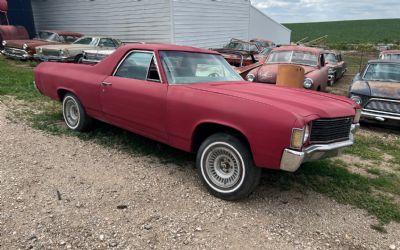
[208,73,220,78]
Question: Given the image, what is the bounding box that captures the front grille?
[310,117,352,144]
[365,99,400,114]
[42,49,60,57]
[4,47,26,56]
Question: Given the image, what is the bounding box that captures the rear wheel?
[196,133,261,200]
[75,54,83,64]
[62,93,92,131]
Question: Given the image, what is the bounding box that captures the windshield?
[224,41,259,52]
[73,37,98,45]
[267,51,318,67]
[35,31,59,42]
[160,51,243,84]
[363,63,400,82]
[382,54,400,61]
[324,53,338,63]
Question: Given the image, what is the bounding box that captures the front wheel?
[62,93,92,131]
[196,133,261,200]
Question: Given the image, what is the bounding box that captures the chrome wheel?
[201,142,245,193]
[63,96,80,129]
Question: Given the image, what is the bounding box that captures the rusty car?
[34,36,121,63]
[212,38,270,67]
[243,45,329,91]
[2,30,82,60]
[323,50,347,86]
[0,25,29,50]
[349,60,400,123]
[34,43,360,200]
[379,50,400,61]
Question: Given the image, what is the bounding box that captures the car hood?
[256,64,317,83]
[367,81,400,99]
[185,81,357,119]
[5,39,59,49]
[38,44,95,50]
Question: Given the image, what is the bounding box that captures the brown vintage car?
[0,25,29,49]
[242,45,329,91]
[349,60,400,124]
[2,30,82,60]
[212,38,271,67]
[379,50,400,61]
[323,50,347,86]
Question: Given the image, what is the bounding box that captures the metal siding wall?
[8,0,36,37]
[249,5,291,45]
[172,0,250,48]
[31,0,172,43]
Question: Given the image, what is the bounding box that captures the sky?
[252,0,400,23]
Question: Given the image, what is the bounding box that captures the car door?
[100,50,168,142]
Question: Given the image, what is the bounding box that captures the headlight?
[354,109,362,123]
[290,125,309,150]
[303,78,313,89]
[23,43,28,50]
[2,40,6,46]
[350,95,362,105]
[246,74,255,82]
[38,47,43,54]
[328,68,335,74]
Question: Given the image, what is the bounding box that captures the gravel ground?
[1,100,400,250]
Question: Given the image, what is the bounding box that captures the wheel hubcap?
[204,145,242,190]
[64,98,79,128]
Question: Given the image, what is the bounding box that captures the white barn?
[30,0,291,48]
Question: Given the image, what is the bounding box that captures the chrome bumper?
[280,124,359,172]
[2,49,31,60]
[361,109,400,121]
[34,54,72,62]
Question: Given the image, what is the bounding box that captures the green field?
[284,19,400,44]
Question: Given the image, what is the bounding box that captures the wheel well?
[192,123,251,153]
[317,85,321,91]
[57,89,69,101]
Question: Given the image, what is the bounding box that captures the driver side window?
[114,51,160,82]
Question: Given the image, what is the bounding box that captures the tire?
[196,133,261,200]
[62,93,92,131]
[75,55,83,64]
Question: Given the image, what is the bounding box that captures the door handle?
[101,82,112,86]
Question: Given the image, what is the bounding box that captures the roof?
[120,43,220,55]
[272,45,323,55]
[381,50,400,54]
[322,50,340,55]
[368,59,400,64]
[41,30,83,37]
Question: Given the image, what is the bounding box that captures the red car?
[243,45,329,91]
[379,50,400,61]
[34,44,360,200]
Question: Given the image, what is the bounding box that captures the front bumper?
[34,54,73,62]
[1,48,31,60]
[280,124,359,172]
[361,109,400,122]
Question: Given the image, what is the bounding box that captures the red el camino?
[34,44,360,200]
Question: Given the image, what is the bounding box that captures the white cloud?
[251,0,400,23]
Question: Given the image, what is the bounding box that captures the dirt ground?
[1,100,400,250]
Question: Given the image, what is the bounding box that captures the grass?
[284,19,400,44]
[0,55,399,228]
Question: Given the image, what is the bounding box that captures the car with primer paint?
[323,50,347,86]
[349,60,400,124]
[244,45,329,91]
[34,44,360,200]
